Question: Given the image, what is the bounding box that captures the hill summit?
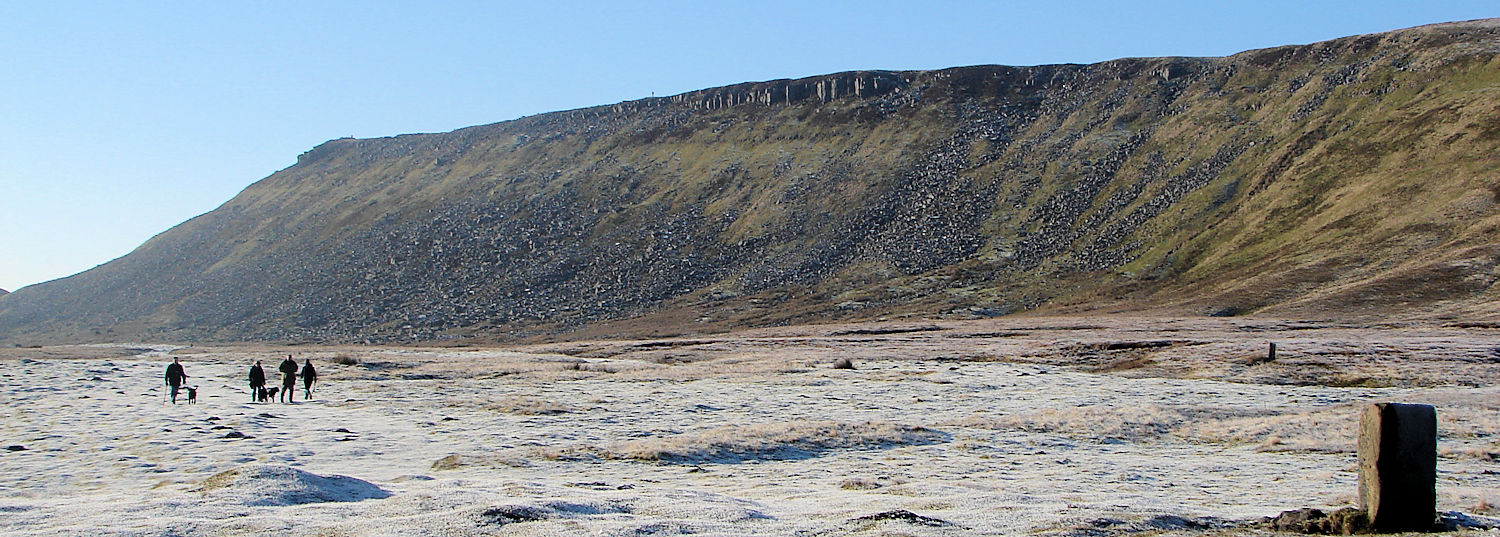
[4,20,1500,344]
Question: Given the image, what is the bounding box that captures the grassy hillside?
[2,20,1498,344]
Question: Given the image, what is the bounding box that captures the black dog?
[264,387,279,403]
[255,386,269,403]
[186,386,198,404]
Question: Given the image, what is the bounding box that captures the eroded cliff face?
[4,20,1499,344]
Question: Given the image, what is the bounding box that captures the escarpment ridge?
[3,19,1500,344]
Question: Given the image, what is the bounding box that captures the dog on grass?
[186,386,198,404]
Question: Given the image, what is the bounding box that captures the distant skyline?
[1,1,1495,292]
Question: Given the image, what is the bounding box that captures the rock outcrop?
[3,20,1500,344]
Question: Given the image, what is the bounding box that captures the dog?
[264,387,279,403]
[186,386,198,404]
[255,386,269,403]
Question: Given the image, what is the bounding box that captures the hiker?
[164,358,188,404]
[302,359,317,400]
[248,360,266,402]
[278,355,298,403]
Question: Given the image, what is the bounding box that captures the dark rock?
[832,357,856,370]
[5,445,25,451]
[1208,306,1242,317]
[1142,514,1216,530]
[851,509,953,527]
[1268,507,1371,534]
[222,431,248,439]
[480,505,549,525]
[567,481,634,490]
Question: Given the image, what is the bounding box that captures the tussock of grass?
[431,452,532,470]
[446,395,571,415]
[200,469,241,491]
[431,454,465,471]
[949,404,1205,442]
[1439,443,1500,461]
[839,476,907,490]
[544,420,945,463]
[950,404,1363,452]
[1181,406,1357,453]
[1186,398,1499,454]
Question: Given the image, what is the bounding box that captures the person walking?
[278,355,298,403]
[248,360,266,402]
[302,359,317,400]
[164,358,188,404]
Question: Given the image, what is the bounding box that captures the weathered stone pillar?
[1358,403,1436,532]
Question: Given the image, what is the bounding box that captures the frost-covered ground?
[1,317,1497,536]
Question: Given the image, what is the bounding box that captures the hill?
[2,20,1499,344]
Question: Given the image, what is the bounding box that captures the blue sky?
[1,1,1495,292]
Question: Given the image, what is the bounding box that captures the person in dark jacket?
[302,359,317,400]
[164,358,188,404]
[248,361,266,402]
[278,355,298,403]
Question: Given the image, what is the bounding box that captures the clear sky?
[1,1,1494,292]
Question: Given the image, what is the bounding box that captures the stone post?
[1358,403,1436,532]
